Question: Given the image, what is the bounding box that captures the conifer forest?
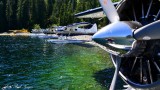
[0,0,119,32]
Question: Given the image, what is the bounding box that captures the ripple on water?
[2,83,33,90]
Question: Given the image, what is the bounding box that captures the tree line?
[0,0,119,32]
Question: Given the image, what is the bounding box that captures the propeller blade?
[134,20,160,40]
[109,56,121,90]
[99,0,120,23]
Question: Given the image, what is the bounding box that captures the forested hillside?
[0,0,119,32]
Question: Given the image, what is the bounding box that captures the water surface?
[0,36,122,90]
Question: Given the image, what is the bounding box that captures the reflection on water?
[0,36,123,90]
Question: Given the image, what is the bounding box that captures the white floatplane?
[55,22,97,36]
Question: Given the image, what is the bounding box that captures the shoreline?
[0,33,93,41]
[0,33,31,36]
[0,32,106,51]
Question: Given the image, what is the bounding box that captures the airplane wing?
[75,2,120,18]
[75,7,105,18]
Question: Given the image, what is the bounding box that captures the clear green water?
[0,36,123,90]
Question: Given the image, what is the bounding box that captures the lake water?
[0,36,123,90]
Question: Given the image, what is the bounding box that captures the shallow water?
[0,36,123,90]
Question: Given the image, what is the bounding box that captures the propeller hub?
[92,22,134,55]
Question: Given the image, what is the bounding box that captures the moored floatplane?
[31,22,97,40]
[55,22,97,36]
[43,22,97,36]
[40,22,97,43]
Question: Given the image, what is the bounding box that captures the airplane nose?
[92,22,133,47]
[92,27,109,45]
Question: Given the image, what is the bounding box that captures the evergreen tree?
[0,1,7,32]
[0,0,119,31]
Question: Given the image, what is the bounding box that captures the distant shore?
[0,33,93,41]
[0,32,31,36]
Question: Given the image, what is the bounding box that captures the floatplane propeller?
[76,0,160,89]
[92,0,160,90]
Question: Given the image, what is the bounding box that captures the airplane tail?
[99,0,120,23]
[83,23,97,34]
[90,23,98,33]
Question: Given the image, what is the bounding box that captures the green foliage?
[0,0,120,32]
[33,24,41,29]
[51,24,57,27]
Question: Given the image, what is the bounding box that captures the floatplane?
[42,22,97,36]
[75,0,160,90]
[47,22,97,44]
[54,22,97,36]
